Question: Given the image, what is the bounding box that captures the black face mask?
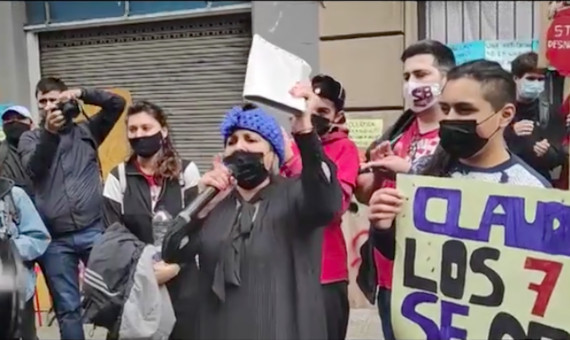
[3,122,30,146]
[223,151,269,190]
[311,115,332,136]
[439,115,499,159]
[129,132,163,158]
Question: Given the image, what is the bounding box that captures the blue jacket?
[2,180,50,301]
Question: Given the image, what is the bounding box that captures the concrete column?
[251,1,320,127]
[0,1,30,108]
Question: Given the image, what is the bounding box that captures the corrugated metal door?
[39,14,252,171]
[422,1,541,43]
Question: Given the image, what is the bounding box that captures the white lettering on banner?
[484,41,536,71]
[548,40,570,49]
[554,24,570,37]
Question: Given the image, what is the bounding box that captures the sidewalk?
[37,308,383,340]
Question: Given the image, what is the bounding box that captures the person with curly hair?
[102,100,201,339]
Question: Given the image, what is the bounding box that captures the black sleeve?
[370,224,396,260]
[162,216,204,264]
[292,131,342,229]
[18,130,60,182]
[81,89,126,146]
[102,169,123,228]
[103,197,122,228]
[544,142,568,169]
[504,124,525,155]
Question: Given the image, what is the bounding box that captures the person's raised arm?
[81,89,126,145]
[59,88,126,146]
[289,82,342,228]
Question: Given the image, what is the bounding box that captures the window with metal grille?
[419,1,541,43]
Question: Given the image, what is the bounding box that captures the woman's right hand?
[368,187,405,230]
[197,155,236,218]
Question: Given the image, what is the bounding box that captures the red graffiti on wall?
[349,229,369,268]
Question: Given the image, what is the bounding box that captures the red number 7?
[524,257,563,317]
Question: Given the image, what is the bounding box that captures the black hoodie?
[504,98,566,182]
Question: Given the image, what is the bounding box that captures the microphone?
[161,162,238,263]
[176,162,238,223]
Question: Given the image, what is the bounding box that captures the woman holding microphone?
[162,84,342,340]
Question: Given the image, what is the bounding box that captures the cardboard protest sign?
[392,174,570,339]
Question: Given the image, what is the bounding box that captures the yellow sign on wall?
[77,88,132,179]
[392,174,570,339]
[346,118,383,149]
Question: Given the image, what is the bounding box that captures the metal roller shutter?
[422,1,541,43]
[39,13,252,171]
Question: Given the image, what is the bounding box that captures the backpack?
[81,223,145,333]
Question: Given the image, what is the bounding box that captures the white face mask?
[403,81,442,113]
[518,79,545,101]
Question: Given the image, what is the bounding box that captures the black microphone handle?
[176,162,238,222]
[177,186,219,223]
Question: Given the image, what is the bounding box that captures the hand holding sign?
[392,175,570,340]
[288,81,317,132]
[368,187,404,230]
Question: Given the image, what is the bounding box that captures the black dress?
[163,131,342,340]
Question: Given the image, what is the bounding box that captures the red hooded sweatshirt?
[281,130,360,283]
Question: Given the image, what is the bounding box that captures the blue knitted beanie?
[220,106,285,165]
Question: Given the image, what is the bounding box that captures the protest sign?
[346,118,383,150]
[485,40,538,71]
[449,40,539,71]
[392,174,570,339]
[448,41,485,66]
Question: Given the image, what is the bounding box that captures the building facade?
[0,0,546,310]
[0,0,542,169]
[0,0,319,170]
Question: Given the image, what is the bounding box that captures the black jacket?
[19,89,126,235]
[504,97,567,182]
[0,142,33,199]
